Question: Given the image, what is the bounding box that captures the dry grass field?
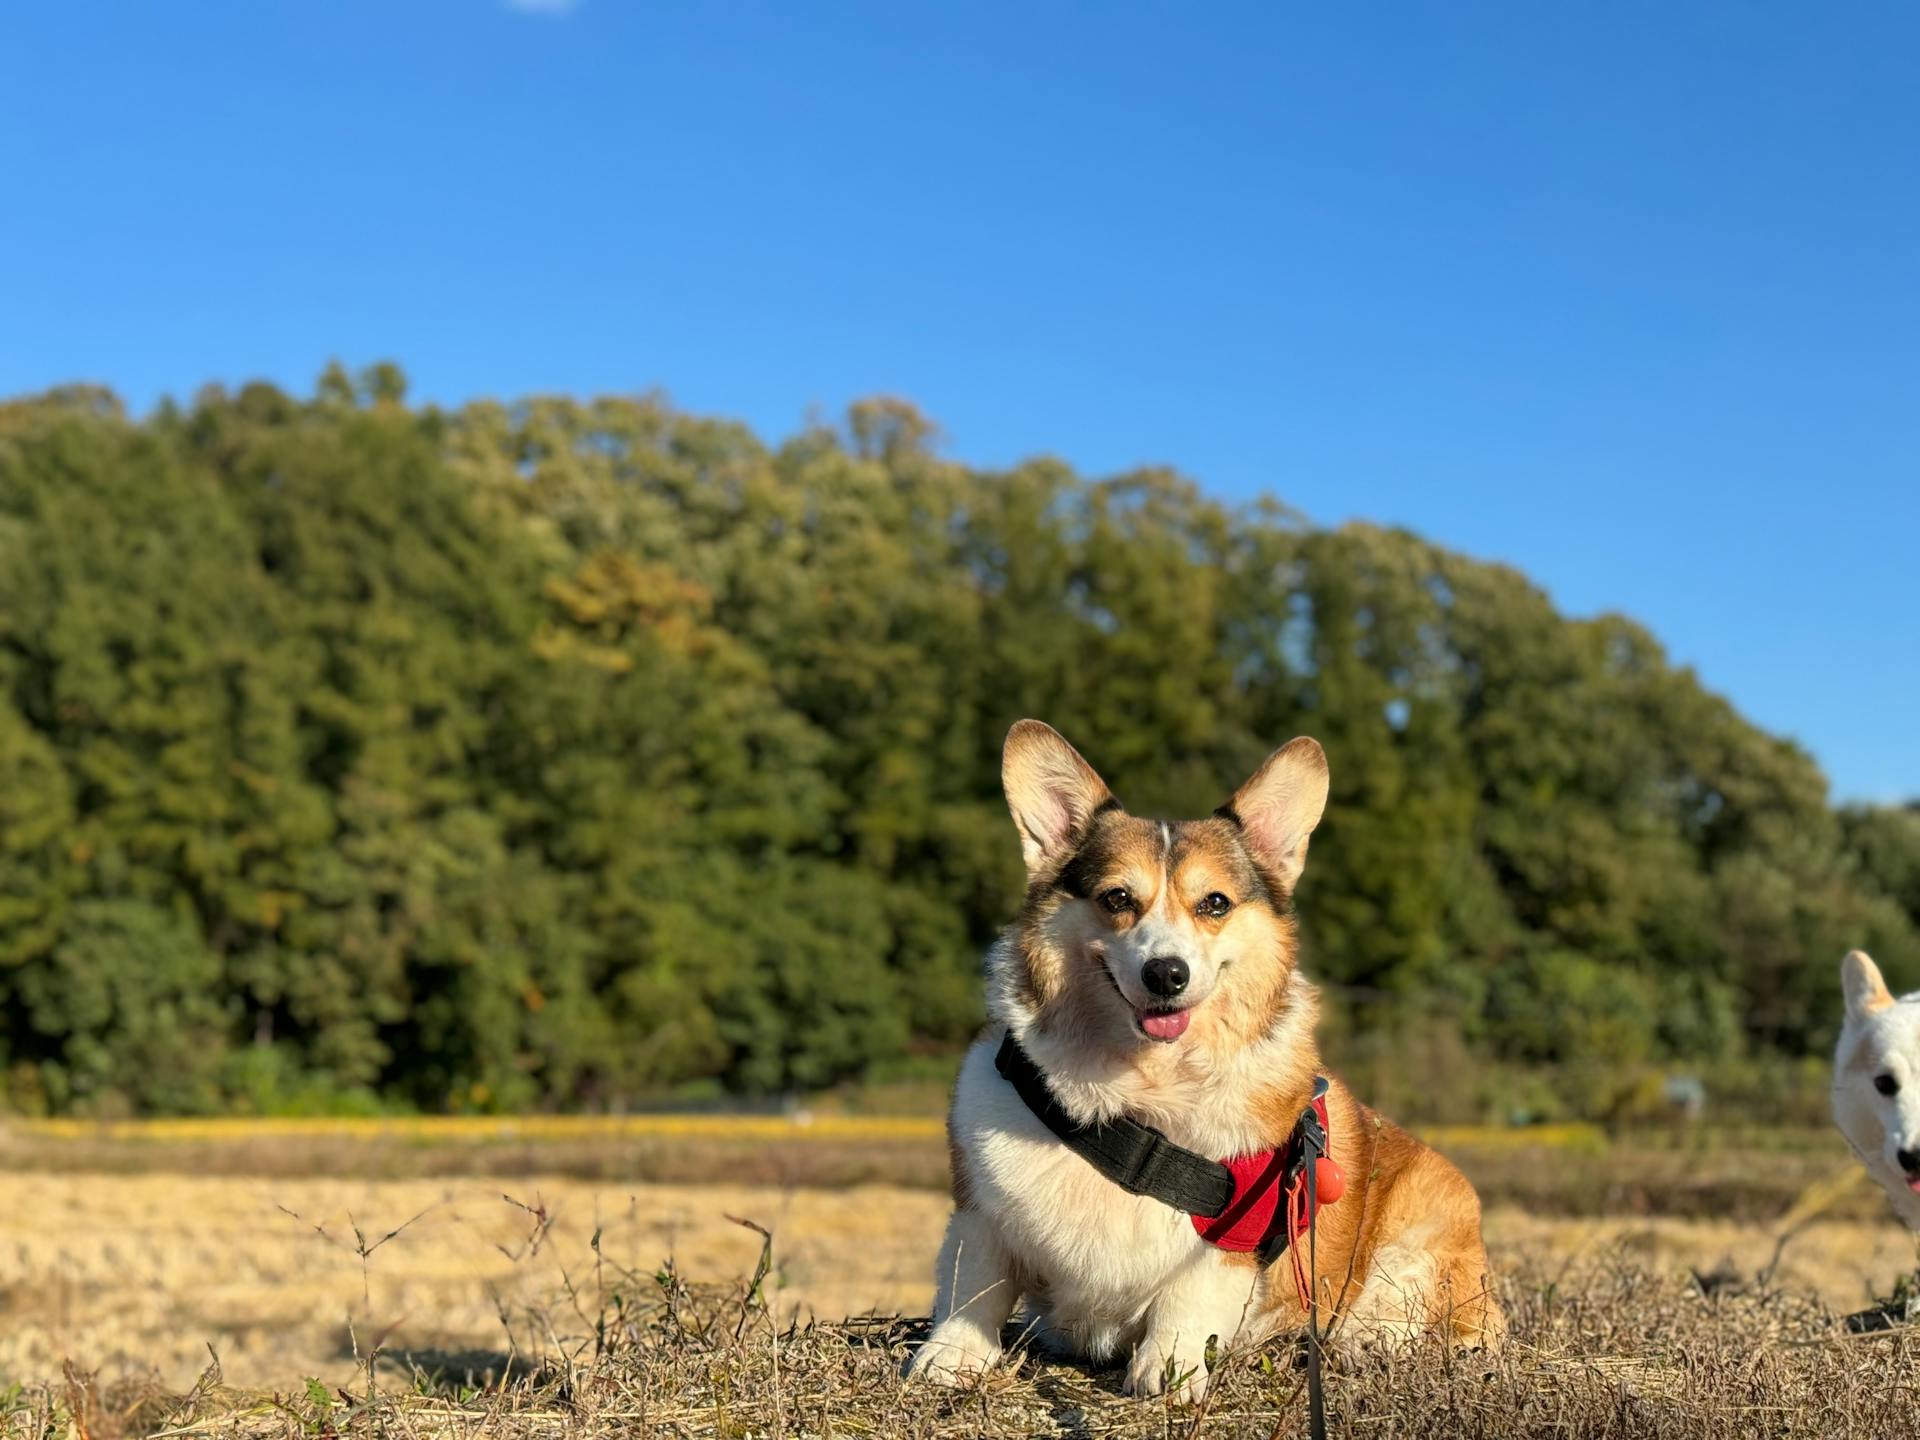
[5,1117,1920,1437]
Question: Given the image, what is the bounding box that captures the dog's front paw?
[904,1321,1002,1387]
[1123,1336,1209,1404]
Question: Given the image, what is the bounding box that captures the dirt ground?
[5,1168,1916,1392]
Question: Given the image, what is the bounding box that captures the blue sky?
[3,2,1914,800]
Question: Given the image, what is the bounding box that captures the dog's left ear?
[1223,737,1329,893]
[1843,949,1894,1019]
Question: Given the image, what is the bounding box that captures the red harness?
[1191,1093,1341,1250]
[1191,1092,1345,1309]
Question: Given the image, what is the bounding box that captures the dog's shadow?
[326,1333,558,1396]
[998,1318,1305,1430]
[1005,1330,1127,1440]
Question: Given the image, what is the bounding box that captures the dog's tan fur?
[906,722,1502,1400]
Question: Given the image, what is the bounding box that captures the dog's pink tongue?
[1141,1009,1190,1040]
[1907,1177,1920,1194]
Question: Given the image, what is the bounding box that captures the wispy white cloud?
[503,0,578,15]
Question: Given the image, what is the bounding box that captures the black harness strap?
[994,1032,1236,1219]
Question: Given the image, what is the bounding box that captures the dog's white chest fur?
[948,1038,1251,1360]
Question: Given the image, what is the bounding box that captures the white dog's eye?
[1196,892,1233,919]
[1099,887,1133,915]
[1875,1074,1900,1097]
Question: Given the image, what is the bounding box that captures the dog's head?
[1834,949,1920,1204]
[996,719,1327,1053]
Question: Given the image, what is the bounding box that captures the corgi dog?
[1833,949,1920,1230]
[905,721,1502,1401]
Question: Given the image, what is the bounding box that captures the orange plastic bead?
[1314,1156,1346,1205]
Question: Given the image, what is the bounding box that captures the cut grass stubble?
[7,1120,1920,1438]
[19,1222,1920,1440]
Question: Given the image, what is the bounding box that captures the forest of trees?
[0,366,1914,1116]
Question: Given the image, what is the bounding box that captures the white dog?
[1833,949,1920,1230]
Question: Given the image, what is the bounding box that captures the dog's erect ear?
[1003,720,1115,877]
[1224,738,1329,893]
[1843,949,1895,1020]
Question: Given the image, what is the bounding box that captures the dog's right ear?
[1843,949,1894,1020]
[1002,720,1115,878]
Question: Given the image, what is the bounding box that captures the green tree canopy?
[0,370,1911,1113]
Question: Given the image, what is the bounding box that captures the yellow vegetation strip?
[8,1113,1605,1149]
[13,1113,947,1143]
[1422,1122,1607,1153]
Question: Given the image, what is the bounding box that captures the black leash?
[1300,1075,1328,1440]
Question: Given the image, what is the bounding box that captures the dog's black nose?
[1141,956,1189,998]
[1900,1147,1920,1175]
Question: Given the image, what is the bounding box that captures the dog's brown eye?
[1197,892,1233,919]
[1099,887,1133,914]
[1877,1074,1901,1097]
